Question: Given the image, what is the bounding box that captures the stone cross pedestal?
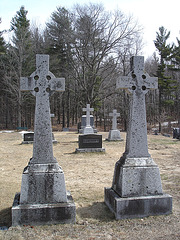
[105,56,172,219]
[107,109,122,141]
[12,54,75,226]
[82,104,94,134]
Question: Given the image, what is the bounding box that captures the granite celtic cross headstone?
[107,109,122,141]
[105,56,172,219]
[109,110,120,130]
[12,54,75,226]
[82,104,94,134]
[116,56,158,157]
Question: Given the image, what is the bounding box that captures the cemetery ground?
[0,130,180,240]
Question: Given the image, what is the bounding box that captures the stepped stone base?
[12,192,76,226]
[104,187,172,220]
[106,130,123,141]
[76,148,105,153]
[22,140,57,144]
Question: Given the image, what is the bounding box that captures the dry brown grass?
[0,131,180,239]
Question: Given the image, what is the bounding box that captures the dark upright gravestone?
[23,132,34,143]
[22,132,57,144]
[105,56,172,219]
[173,128,180,139]
[12,54,75,226]
[79,115,95,133]
[79,134,102,149]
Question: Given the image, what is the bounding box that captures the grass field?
[0,131,179,239]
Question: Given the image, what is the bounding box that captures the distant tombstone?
[154,129,158,135]
[105,56,172,220]
[63,128,69,132]
[76,104,105,152]
[79,115,97,133]
[23,132,34,143]
[82,104,94,134]
[81,115,94,128]
[12,54,75,226]
[77,122,81,131]
[22,132,57,144]
[50,113,55,125]
[173,128,180,139]
[76,133,105,153]
[107,109,122,141]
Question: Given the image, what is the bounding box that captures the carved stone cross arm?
[116,74,158,93]
[116,56,158,93]
[20,60,65,95]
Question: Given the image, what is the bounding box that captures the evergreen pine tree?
[7,6,33,127]
[154,26,175,132]
[0,18,6,55]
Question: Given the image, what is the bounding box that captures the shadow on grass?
[0,207,12,228]
[76,201,114,222]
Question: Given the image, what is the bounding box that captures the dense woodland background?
[0,3,180,132]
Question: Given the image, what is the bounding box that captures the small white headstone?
[82,104,94,134]
[107,109,122,141]
[109,109,120,130]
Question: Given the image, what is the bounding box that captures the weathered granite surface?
[107,110,122,141]
[105,56,172,219]
[82,104,94,134]
[12,55,75,226]
[76,134,105,153]
[79,115,97,133]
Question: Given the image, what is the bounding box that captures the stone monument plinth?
[105,56,172,219]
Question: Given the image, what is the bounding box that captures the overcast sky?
[0,0,180,59]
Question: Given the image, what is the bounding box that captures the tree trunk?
[18,90,22,127]
[159,87,162,133]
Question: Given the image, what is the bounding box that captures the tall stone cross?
[116,56,158,158]
[12,54,76,226]
[109,109,120,130]
[20,54,67,204]
[82,104,94,127]
[82,104,94,134]
[21,54,65,165]
[105,57,172,220]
